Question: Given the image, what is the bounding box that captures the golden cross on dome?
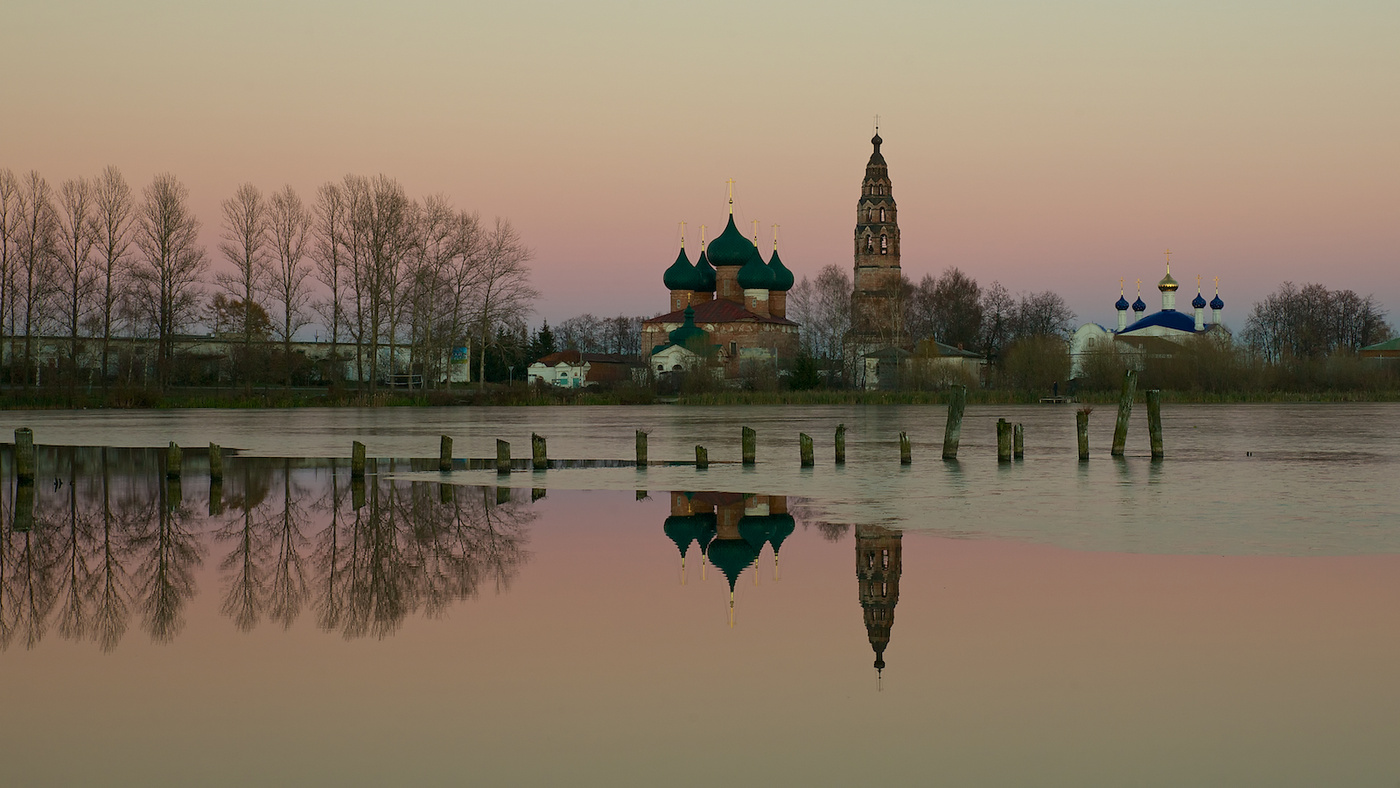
[751,219,759,245]
[700,224,707,248]
[1163,248,1172,271]
[725,178,735,212]
[679,221,686,248]
[1136,278,1142,296]
[772,223,780,250]
[1119,276,1124,296]
[1196,273,1202,291]
[1214,275,1220,294]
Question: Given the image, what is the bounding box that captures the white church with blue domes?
[1070,254,1229,378]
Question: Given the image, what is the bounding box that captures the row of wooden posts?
[6,372,1163,486]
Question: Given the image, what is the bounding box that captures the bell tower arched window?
[865,235,873,253]
[880,234,888,254]
[879,207,886,222]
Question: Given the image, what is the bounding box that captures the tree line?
[0,167,537,394]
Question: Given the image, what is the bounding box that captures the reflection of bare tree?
[55,448,98,642]
[215,463,273,631]
[92,450,131,652]
[789,498,851,542]
[310,463,350,631]
[317,478,533,640]
[266,459,309,629]
[129,478,202,643]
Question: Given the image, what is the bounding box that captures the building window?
[865,235,873,253]
[730,341,737,357]
[880,234,888,254]
[881,549,889,569]
[879,207,886,222]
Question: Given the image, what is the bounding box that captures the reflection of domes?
[738,515,774,550]
[768,248,794,292]
[707,215,751,267]
[1210,294,1225,310]
[693,250,717,292]
[1132,296,1147,313]
[662,247,700,291]
[707,538,760,590]
[768,514,795,554]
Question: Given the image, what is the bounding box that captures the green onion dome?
[668,305,707,350]
[767,514,795,555]
[738,514,774,551]
[706,214,751,267]
[662,246,701,291]
[707,538,761,591]
[693,249,717,292]
[767,247,794,292]
[737,241,776,290]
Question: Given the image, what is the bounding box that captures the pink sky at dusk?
[3,0,1396,330]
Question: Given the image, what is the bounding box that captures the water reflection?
[1,448,532,651]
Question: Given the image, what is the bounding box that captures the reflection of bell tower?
[856,524,902,679]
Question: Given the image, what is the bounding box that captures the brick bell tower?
[852,129,902,337]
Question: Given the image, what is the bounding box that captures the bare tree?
[979,280,1017,360]
[267,185,313,387]
[440,209,485,389]
[131,173,207,389]
[812,263,852,385]
[216,183,269,392]
[56,176,99,392]
[311,182,348,386]
[93,166,135,390]
[0,169,20,372]
[787,275,816,355]
[14,171,60,388]
[916,267,982,349]
[473,218,538,387]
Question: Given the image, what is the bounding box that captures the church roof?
[867,132,886,167]
[707,214,751,267]
[646,298,798,327]
[694,249,717,292]
[662,246,701,291]
[1119,309,1200,334]
[768,247,794,291]
[737,242,776,289]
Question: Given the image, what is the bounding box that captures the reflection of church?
[663,491,795,625]
[856,524,902,679]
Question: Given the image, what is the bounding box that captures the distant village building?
[1071,262,1230,378]
[525,350,638,388]
[1360,337,1400,366]
[640,188,799,378]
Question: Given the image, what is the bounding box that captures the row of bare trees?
[0,167,537,393]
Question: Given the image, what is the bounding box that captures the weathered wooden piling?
[352,477,366,510]
[209,443,223,482]
[166,442,182,480]
[996,419,1012,463]
[166,477,182,508]
[1076,409,1090,461]
[1146,389,1164,459]
[834,424,846,464]
[636,430,648,467]
[15,428,35,482]
[742,427,756,466]
[799,433,814,467]
[899,432,911,465]
[209,479,224,516]
[532,433,547,470]
[635,489,647,501]
[1013,423,1024,460]
[496,440,511,474]
[14,481,34,531]
[695,445,708,469]
[533,488,547,502]
[1110,369,1138,457]
[941,385,967,460]
[439,435,453,472]
[440,483,453,505]
[496,486,511,505]
[351,441,366,478]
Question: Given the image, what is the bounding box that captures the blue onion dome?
[693,249,717,292]
[1115,294,1130,311]
[1132,296,1147,313]
[668,306,707,350]
[662,246,701,291]
[706,214,751,267]
[1191,290,1208,309]
[737,242,776,289]
[768,247,794,291]
[1210,293,1224,310]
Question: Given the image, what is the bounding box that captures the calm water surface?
[1,405,1397,786]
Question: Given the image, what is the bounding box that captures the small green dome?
[662,246,701,291]
[668,306,707,350]
[707,214,751,267]
[707,538,761,591]
[693,249,716,292]
[768,248,794,291]
[768,514,796,554]
[737,242,775,290]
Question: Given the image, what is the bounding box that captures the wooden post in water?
[899,432,911,465]
[799,433,814,467]
[166,442,182,480]
[15,428,35,482]
[1146,389,1164,459]
[209,478,224,516]
[695,445,708,469]
[942,385,967,460]
[636,430,648,467]
[496,486,511,505]
[209,443,223,482]
[742,427,756,466]
[635,489,647,501]
[351,441,366,478]
[834,424,846,464]
[440,483,453,504]
[1013,423,1024,460]
[533,488,547,502]
[532,433,547,470]
[1076,409,1090,461]
[352,477,366,510]
[496,440,511,474]
[996,419,1012,463]
[14,481,34,532]
[439,435,453,472]
[1111,369,1138,457]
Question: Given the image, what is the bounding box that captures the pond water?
[1,405,1398,786]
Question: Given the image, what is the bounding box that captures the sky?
[3,0,1396,330]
